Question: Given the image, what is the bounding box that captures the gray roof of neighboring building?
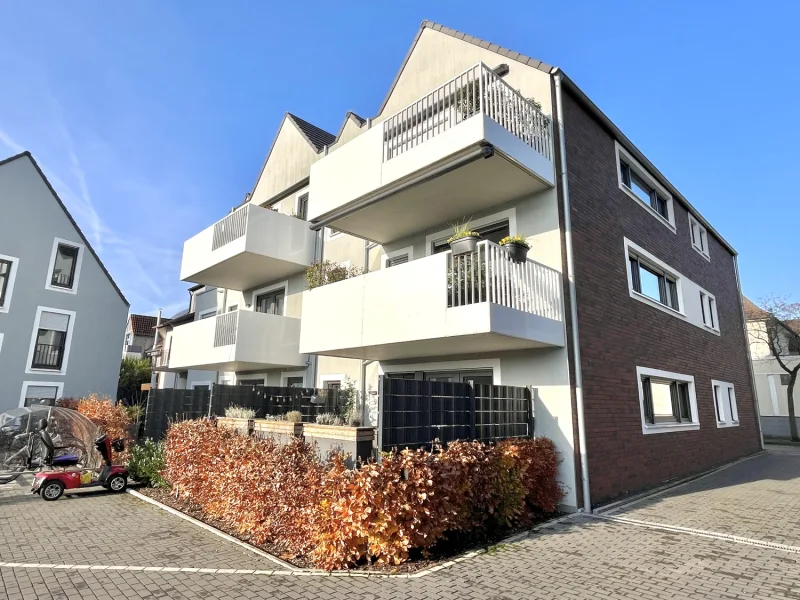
[0,151,129,306]
[286,113,336,152]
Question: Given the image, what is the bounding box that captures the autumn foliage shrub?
[64,394,134,462]
[163,419,562,570]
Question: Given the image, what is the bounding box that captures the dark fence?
[144,384,353,440]
[380,377,533,451]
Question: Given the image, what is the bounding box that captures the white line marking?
[590,513,800,554]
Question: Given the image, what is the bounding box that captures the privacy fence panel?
[144,384,354,439]
[380,377,533,451]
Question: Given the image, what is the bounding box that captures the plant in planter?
[305,260,365,290]
[499,235,531,263]
[447,220,481,256]
[284,410,303,423]
[224,405,255,419]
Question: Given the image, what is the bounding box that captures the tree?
[118,356,153,407]
[752,297,800,441]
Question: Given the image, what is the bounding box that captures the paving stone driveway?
[1,445,800,600]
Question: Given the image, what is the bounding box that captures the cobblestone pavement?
[606,445,800,546]
[2,446,800,599]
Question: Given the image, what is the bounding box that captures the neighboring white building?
[743,297,800,438]
[0,151,129,410]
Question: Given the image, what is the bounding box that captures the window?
[327,228,342,239]
[27,309,73,373]
[386,254,409,268]
[286,377,304,388]
[22,384,62,408]
[433,220,510,254]
[50,243,79,289]
[637,367,698,434]
[616,143,674,229]
[326,380,342,391]
[712,380,739,427]
[781,374,791,386]
[629,254,679,311]
[200,309,216,319]
[689,215,710,260]
[0,254,19,312]
[255,289,285,315]
[699,291,718,330]
[295,193,309,221]
[0,258,11,308]
[238,378,264,386]
[228,305,238,312]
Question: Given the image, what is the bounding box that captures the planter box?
[252,419,303,444]
[216,417,253,435]
[302,424,375,468]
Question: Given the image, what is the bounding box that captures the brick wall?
[562,90,761,505]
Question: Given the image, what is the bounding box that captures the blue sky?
[0,1,796,315]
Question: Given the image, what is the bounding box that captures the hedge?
[163,419,562,570]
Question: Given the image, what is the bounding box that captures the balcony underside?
[183,253,310,291]
[308,331,558,362]
[159,358,305,373]
[322,145,550,245]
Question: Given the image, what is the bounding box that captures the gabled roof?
[375,20,552,117]
[0,151,129,306]
[129,314,159,337]
[743,297,770,321]
[286,113,336,152]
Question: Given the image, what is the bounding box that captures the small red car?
[32,427,128,501]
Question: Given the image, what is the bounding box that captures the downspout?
[733,255,765,450]
[554,73,592,514]
[307,229,325,387]
[361,240,380,413]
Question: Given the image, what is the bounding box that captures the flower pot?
[450,236,479,256]
[503,241,530,263]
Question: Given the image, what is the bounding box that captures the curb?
[593,450,765,515]
[126,488,557,578]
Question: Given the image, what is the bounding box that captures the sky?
[0,1,797,316]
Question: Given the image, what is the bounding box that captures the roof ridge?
[0,151,129,306]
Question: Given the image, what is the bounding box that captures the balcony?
[299,241,565,361]
[180,204,316,291]
[308,63,556,244]
[162,310,306,372]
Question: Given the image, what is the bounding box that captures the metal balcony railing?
[31,342,65,370]
[447,240,563,322]
[382,62,552,162]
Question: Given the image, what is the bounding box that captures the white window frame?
[25,306,77,376]
[425,209,517,256]
[624,238,685,317]
[688,214,710,261]
[44,237,85,294]
[636,366,699,435]
[19,381,64,408]
[281,370,307,387]
[0,333,4,355]
[319,372,345,388]
[294,188,310,221]
[199,308,217,319]
[381,246,414,269]
[379,358,502,384]
[0,253,20,313]
[699,290,719,332]
[190,380,214,390]
[326,227,343,240]
[615,142,676,232]
[250,280,289,315]
[711,380,739,428]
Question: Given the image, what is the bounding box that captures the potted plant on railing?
[500,235,531,263]
[447,220,481,256]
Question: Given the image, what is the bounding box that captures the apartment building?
[743,297,800,438]
[160,21,760,510]
[0,152,129,411]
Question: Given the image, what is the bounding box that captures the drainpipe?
[554,73,592,514]
[307,228,326,387]
[733,255,765,450]
[150,309,162,392]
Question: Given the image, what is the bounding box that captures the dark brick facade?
[561,90,761,505]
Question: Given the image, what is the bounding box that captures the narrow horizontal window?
[618,151,673,224]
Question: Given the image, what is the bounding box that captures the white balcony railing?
[448,241,562,322]
[212,206,248,251]
[382,62,552,163]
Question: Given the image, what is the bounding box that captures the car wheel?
[42,481,64,501]
[107,475,127,493]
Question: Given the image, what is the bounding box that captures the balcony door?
[255,288,285,316]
